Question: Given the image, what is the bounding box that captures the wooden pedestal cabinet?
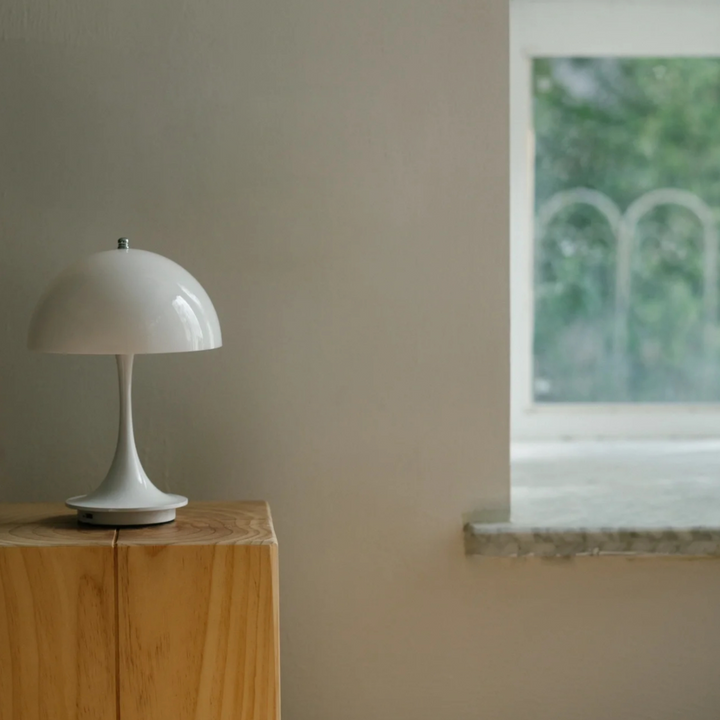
[0,502,280,720]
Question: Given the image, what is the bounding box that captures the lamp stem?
[102,353,153,496]
[115,354,138,470]
[65,353,188,525]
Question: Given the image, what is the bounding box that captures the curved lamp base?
[67,354,188,527]
[67,500,186,526]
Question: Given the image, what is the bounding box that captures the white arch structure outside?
[536,188,718,399]
[535,188,623,249]
[613,189,718,397]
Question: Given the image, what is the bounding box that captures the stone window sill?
[466,440,720,557]
[464,523,720,557]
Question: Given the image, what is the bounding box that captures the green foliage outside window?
[534,57,720,402]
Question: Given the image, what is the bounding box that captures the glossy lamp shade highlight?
[28,248,221,354]
[28,240,222,526]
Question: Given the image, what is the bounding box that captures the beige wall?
[1,1,719,718]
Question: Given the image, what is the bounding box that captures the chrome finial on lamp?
[28,239,222,526]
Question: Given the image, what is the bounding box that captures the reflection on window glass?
[534,57,720,403]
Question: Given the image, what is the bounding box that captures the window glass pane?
[533,57,720,403]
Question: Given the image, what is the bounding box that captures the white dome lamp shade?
[28,238,222,526]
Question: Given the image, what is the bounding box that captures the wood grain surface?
[116,501,277,546]
[0,504,116,547]
[118,528,280,719]
[0,502,279,720]
[0,545,116,720]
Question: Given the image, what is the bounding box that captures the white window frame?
[511,0,720,440]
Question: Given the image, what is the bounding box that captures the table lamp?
[28,238,222,526]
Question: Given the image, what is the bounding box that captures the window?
[511,0,720,439]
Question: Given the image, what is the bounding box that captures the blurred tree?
[533,57,720,402]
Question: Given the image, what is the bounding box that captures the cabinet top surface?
[117,501,276,547]
[0,501,276,548]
